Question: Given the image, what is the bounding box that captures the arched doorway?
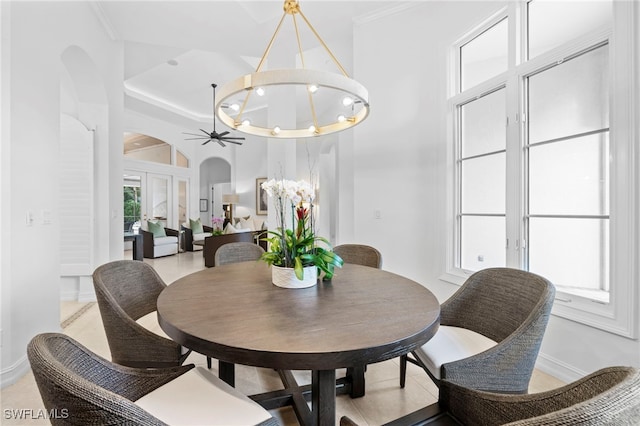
[199,157,231,227]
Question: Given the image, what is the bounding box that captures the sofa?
[141,221,179,258]
[204,231,266,267]
[181,218,213,252]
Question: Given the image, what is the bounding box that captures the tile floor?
[1,250,565,425]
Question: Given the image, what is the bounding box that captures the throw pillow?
[253,217,265,230]
[224,223,237,234]
[147,221,166,238]
[240,217,256,231]
[189,218,204,234]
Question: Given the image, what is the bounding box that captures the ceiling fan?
[183,83,245,147]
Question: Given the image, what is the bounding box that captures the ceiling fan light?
[308,125,316,133]
[272,126,281,135]
[255,87,265,96]
[308,84,318,94]
[241,119,251,126]
[337,114,346,122]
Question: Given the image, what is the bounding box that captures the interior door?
[148,173,172,228]
[123,173,143,233]
[177,178,188,227]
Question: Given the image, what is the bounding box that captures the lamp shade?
[222,194,240,204]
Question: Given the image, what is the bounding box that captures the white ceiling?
[94,0,411,125]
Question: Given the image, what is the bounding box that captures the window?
[458,88,507,270]
[525,44,610,303]
[460,18,508,90]
[124,132,189,168]
[123,175,142,233]
[448,0,637,337]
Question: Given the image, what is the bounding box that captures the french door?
[124,171,176,230]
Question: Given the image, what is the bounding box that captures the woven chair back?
[93,260,166,321]
[215,242,265,266]
[440,267,555,343]
[333,244,382,269]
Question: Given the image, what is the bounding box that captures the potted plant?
[260,178,343,288]
[211,216,224,236]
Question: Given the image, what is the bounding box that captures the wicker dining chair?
[333,244,382,269]
[215,241,265,266]
[342,366,640,425]
[439,366,640,425]
[93,260,192,368]
[27,333,279,426]
[400,267,555,393]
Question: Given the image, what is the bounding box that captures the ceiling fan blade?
[185,84,244,148]
[185,137,209,141]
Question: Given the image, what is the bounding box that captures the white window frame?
[442,0,638,338]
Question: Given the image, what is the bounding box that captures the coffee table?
[157,262,440,426]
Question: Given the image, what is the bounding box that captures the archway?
[199,157,231,227]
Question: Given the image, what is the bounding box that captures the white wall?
[351,1,640,382]
[234,136,268,219]
[1,1,123,386]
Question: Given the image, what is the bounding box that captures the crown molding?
[89,2,119,41]
[353,1,428,26]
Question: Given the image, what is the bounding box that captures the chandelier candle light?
[215,0,370,139]
[260,179,343,288]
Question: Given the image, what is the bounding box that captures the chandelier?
[215,0,370,139]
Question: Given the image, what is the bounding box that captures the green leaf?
[294,257,304,280]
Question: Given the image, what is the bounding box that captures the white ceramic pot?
[272,265,318,289]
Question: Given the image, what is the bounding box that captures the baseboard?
[0,354,30,389]
[535,352,586,384]
[60,275,96,302]
[78,289,96,303]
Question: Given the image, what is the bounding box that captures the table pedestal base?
[248,368,365,426]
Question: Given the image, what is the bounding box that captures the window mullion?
[505,72,522,268]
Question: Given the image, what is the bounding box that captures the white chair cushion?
[153,236,178,246]
[137,312,189,355]
[413,326,497,379]
[137,312,166,338]
[192,232,212,242]
[135,366,273,426]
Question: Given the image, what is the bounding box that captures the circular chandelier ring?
[215,69,369,139]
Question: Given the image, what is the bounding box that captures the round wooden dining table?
[157,262,440,426]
